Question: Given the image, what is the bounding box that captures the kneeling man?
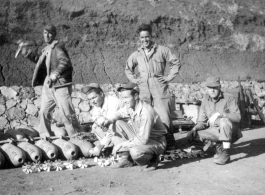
[105,83,167,170]
[81,83,124,156]
[187,77,242,165]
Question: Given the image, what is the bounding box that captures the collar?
[42,40,58,53]
[138,42,157,52]
[133,100,143,116]
[207,91,224,103]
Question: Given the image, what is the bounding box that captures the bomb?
[16,125,39,138]
[52,139,78,160]
[35,140,58,161]
[1,143,26,167]
[0,150,5,169]
[69,139,93,158]
[4,129,26,140]
[17,142,42,162]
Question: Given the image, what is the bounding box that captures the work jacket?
[111,100,167,146]
[125,43,181,101]
[27,40,73,87]
[195,92,242,142]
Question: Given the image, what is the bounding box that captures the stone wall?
[1,80,264,131]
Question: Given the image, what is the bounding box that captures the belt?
[141,72,158,78]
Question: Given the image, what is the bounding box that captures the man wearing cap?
[125,23,181,149]
[101,83,167,170]
[80,83,124,156]
[21,24,80,137]
[187,76,242,165]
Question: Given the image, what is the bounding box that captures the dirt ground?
[0,126,264,195]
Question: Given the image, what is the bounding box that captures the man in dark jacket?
[22,24,80,137]
[187,77,242,165]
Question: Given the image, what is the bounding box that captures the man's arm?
[125,53,139,84]
[163,47,181,82]
[52,43,72,76]
[222,95,241,123]
[193,100,208,131]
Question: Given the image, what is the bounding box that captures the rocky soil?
[1,0,265,86]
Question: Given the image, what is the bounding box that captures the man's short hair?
[119,88,139,96]
[137,23,152,34]
[81,83,103,95]
[44,24,57,36]
[117,83,139,96]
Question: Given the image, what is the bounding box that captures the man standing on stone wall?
[187,76,242,165]
[125,23,181,149]
[21,24,80,137]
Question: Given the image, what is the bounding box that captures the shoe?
[144,155,161,171]
[214,148,230,165]
[109,152,134,168]
[213,143,223,159]
[203,140,212,152]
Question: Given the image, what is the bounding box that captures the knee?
[113,120,126,131]
[219,118,233,129]
[129,147,153,166]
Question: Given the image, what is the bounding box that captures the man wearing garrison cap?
[21,24,80,137]
[97,83,167,170]
[187,76,242,165]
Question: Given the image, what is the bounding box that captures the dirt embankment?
[1,0,265,86]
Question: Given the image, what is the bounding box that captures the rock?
[79,112,93,123]
[33,97,41,108]
[0,117,8,129]
[74,84,85,91]
[0,86,17,99]
[6,107,26,120]
[72,91,87,100]
[72,98,81,108]
[19,87,35,99]
[10,120,22,129]
[79,100,90,112]
[34,86,43,96]
[0,104,5,115]
[0,94,6,104]
[27,115,39,127]
[6,99,17,110]
[10,86,20,92]
[25,103,39,116]
[20,99,28,109]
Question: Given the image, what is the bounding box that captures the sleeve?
[163,47,181,81]
[224,96,241,123]
[108,107,131,123]
[193,99,208,130]
[128,108,154,146]
[52,44,72,75]
[125,53,139,84]
[26,50,40,64]
[105,98,124,119]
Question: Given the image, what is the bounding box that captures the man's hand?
[89,146,102,157]
[112,143,123,156]
[49,72,59,82]
[186,128,197,141]
[208,112,221,126]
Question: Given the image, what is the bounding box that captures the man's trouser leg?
[55,86,80,136]
[38,82,56,137]
[193,118,235,143]
[130,136,166,166]
[113,120,166,166]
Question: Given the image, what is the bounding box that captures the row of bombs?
[0,125,95,169]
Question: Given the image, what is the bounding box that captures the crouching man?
[187,76,242,165]
[103,83,167,170]
[81,83,124,156]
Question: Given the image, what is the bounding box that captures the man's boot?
[110,151,134,168]
[214,148,230,165]
[165,131,176,150]
[144,155,161,171]
[213,142,223,159]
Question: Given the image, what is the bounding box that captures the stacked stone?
[0,81,264,132]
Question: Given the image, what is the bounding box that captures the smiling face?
[43,30,55,44]
[120,90,138,110]
[207,86,221,99]
[87,91,104,108]
[139,31,152,49]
